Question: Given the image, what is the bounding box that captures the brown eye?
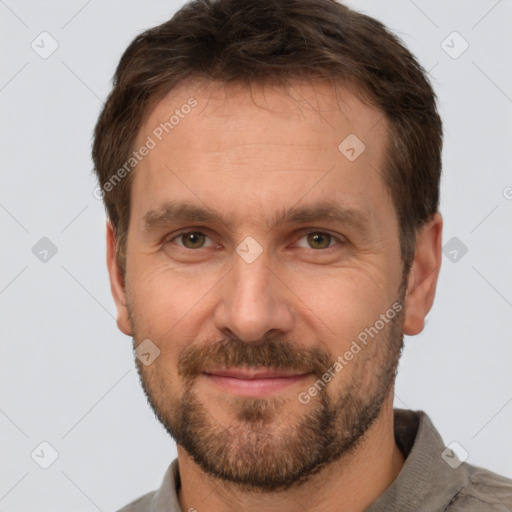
[307,232,331,249]
[181,232,206,249]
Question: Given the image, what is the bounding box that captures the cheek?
[126,261,222,347]
[288,268,391,352]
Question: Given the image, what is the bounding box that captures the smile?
[202,368,311,397]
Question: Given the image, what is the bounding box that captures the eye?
[171,231,215,249]
[296,231,341,250]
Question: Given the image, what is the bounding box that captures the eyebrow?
[142,200,371,234]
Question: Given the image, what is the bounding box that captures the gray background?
[1,0,511,510]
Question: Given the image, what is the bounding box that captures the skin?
[106,78,443,512]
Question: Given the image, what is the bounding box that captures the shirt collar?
[151,458,182,512]
[365,408,469,511]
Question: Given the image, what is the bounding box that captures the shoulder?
[448,463,512,511]
[116,490,157,512]
[115,460,180,512]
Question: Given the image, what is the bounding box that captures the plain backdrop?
[1,0,511,510]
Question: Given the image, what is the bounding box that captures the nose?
[213,251,294,343]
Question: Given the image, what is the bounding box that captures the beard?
[131,290,405,492]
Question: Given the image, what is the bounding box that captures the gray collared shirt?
[118,409,512,511]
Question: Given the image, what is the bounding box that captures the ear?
[106,221,133,336]
[402,213,443,336]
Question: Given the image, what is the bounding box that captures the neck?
[176,392,404,512]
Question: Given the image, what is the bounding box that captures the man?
[92,0,512,510]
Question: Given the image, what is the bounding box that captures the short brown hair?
[92,0,442,275]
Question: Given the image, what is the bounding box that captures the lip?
[202,367,311,397]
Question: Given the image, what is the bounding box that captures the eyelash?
[165,229,345,251]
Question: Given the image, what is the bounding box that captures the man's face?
[117,79,408,490]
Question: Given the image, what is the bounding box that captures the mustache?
[177,335,332,379]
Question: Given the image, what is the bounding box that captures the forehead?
[130,78,393,230]
[139,78,386,150]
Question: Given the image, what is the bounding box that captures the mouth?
[202,367,312,397]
